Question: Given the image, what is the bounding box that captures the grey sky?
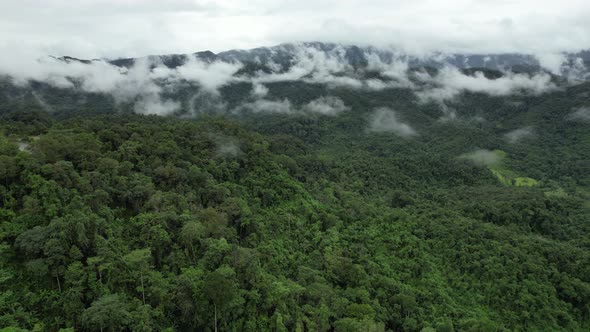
[0,0,589,59]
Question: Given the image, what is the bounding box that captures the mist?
[251,45,364,89]
[134,95,180,115]
[237,99,294,114]
[415,67,556,103]
[0,43,587,117]
[236,95,350,116]
[251,83,269,98]
[504,127,534,143]
[368,107,417,137]
[213,135,242,158]
[568,107,590,122]
[303,96,349,115]
[170,56,242,93]
[462,149,502,166]
[188,92,228,116]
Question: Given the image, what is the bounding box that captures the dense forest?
[0,74,589,332]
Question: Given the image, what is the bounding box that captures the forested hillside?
[0,70,589,332]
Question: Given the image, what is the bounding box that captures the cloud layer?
[0,43,585,116]
[0,53,242,115]
[415,68,556,103]
[1,0,589,59]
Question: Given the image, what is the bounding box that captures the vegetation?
[483,150,539,187]
[0,78,589,331]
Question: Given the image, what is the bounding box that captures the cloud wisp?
[235,95,350,116]
[251,45,364,89]
[415,67,556,103]
[568,107,590,122]
[0,53,242,115]
[504,127,534,143]
[303,96,350,115]
[0,43,586,117]
[462,149,502,166]
[237,98,294,114]
[368,107,417,137]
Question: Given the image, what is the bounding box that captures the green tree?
[81,294,131,332]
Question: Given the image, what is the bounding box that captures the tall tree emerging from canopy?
[80,294,131,332]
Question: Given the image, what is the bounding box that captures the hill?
[0,43,589,331]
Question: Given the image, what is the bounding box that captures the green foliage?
[0,80,589,331]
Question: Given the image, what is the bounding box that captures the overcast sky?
[0,0,589,59]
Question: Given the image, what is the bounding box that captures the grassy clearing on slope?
[487,150,539,187]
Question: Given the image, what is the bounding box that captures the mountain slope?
[0,43,589,331]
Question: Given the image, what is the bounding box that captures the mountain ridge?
[56,42,590,76]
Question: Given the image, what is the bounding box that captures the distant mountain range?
[59,42,590,76]
[4,41,587,119]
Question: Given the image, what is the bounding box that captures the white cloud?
[189,91,228,115]
[249,45,418,91]
[368,107,417,137]
[568,107,590,122]
[174,57,242,93]
[416,67,556,103]
[238,99,294,114]
[535,53,567,74]
[304,96,350,115]
[462,149,501,166]
[251,83,269,97]
[252,45,363,89]
[134,95,181,115]
[365,52,413,88]
[237,95,349,116]
[0,0,589,61]
[365,79,390,90]
[0,28,584,118]
[214,136,242,158]
[504,127,534,143]
[0,50,244,115]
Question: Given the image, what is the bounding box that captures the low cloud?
[0,43,584,118]
[437,103,458,122]
[31,91,53,112]
[213,136,242,158]
[238,98,294,114]
[303,96,349,115]
[506,100,525,107]
[236,95,350,116]
[251,83,269,97]
[568,107,590,122]
[250,45,415,91]
[2,0,590,60]
[189,91,228,115]
[0,52,241,115]
[536,53,590,81]
[416,67,556,103]
[368,107,417,137]
[134,95,180,115]
[365,79,389,90]
[536,53,567,74]
[217,142,241,157]
[504,127,534,143]
[365,52,414,88]
[252,45,365,89]
[173,56,242,93]
[462,149,502,166]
